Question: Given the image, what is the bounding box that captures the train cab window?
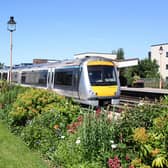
[88,65,117,86]
[54,70,73,87]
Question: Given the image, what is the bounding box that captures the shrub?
[20,106,81,154]
[0,83,27,120]
[114,102,168,167]
[9,88,80,127]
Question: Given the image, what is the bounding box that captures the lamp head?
[159,46,163,55]
[7,16,16,32]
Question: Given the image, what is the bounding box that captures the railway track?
[107,95,156,114]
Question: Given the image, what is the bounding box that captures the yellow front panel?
[91,86,118,97]
[87,61,114,66]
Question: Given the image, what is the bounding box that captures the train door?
[72,68,80,98]
[47,68,54,89]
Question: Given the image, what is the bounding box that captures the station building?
[74,52,138,68]
[149,43,168,82]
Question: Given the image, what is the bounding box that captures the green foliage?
[1,84,168,168]
[20,106,80,154]
[137,59,159,78]
[79,110,116,161]
[51,133,103,168]
[115,102,168,167]
[117,48,124,60]
[21,118,58,154]
[9,88,80,127]
[0,82,27,120]
[123,58,159,86]
[51,133,83,167]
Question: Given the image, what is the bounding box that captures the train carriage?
[0,56,120,106]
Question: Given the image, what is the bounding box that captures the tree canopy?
[136,58,159,78]
[121,58,159,86]
[117,48,124,60]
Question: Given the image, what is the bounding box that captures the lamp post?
[7,16,16,83]
[159,46,163,89]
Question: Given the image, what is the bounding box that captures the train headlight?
[89,89,96,96]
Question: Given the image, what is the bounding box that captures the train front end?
[86,59,120,106]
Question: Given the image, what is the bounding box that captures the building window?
[166,52,168,57]
[166,64,168,70]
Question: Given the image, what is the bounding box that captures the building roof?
[151,43,168,47]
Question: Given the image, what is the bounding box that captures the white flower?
[61,136,65,139]
[110,140,114,144]
[111,144,117,149]
[76,139,81,144]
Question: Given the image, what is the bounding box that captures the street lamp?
[159,46,163,89]
[7,16,16,83]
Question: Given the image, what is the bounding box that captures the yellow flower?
[131,158,142,167]
[151,148,160,157]
[53,124,59,129]
[133,127,148,143]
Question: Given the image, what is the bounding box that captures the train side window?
[166,77,168,83]
[2,73,7,80]
[11,72,18,83]
[38,70,48,86]
[166,52,168,57]
[54,70,73,87]
[0,73,1,80]
[21,70,47,86]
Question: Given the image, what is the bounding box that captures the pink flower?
[108,156,121,168]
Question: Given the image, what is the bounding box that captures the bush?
[2,84,168,168]
[9,88,80,127]
[20,106,81,154]
[114,102,168,167]
[0,82,27,120]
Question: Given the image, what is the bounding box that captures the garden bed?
[0,81,168,168]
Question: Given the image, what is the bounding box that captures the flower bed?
[0,82,167,168]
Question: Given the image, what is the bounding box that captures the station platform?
[120,87,168,100]
[121,87,168,94]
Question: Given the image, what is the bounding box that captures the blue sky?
[0,0,168,65]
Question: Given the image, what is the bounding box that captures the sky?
[0,0,168,65]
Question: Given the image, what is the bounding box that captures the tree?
[117,48,124,60]
[137,58,159,78]
[122,58,159,86]
[112,50,117,55]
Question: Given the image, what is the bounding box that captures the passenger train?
[0,56,120,106]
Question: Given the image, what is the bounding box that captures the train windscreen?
[88,65,117,86]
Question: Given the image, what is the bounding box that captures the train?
[0,56,120,106]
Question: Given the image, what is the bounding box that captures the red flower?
[108,156,121,168]
[125,155,130,161]
[96,107,101,117]
[77,115,83,122]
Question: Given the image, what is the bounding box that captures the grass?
[0,121,49,168]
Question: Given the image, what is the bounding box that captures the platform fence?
[142,78,168,88]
